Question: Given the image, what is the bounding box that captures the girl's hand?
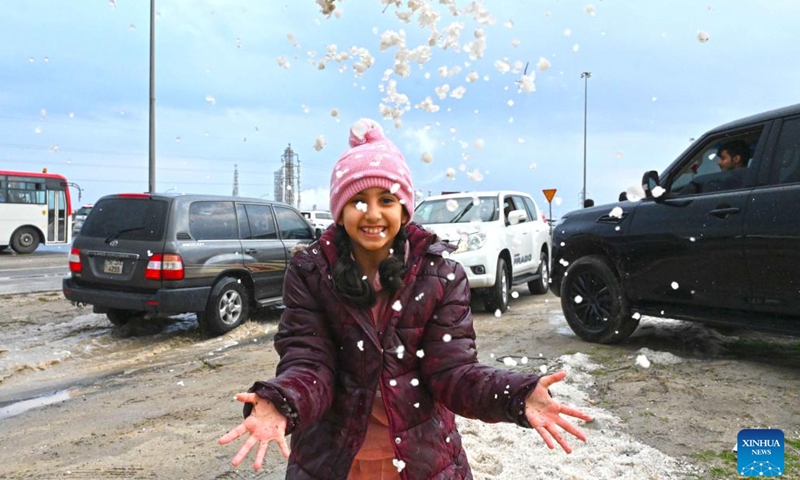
[218,392,291,470]
[524,371,593,454]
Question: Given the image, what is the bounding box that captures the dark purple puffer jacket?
[247,222,541,479]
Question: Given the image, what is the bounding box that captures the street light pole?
[580,71,591,206]
[148,0,156,193]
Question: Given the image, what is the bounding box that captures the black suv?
[551,103,800,343]
[63,193,316,335]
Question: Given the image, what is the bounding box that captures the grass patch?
[690,450,738,479]
[726,338,800,364]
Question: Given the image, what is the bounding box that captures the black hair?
[331,224,408,308]
[717,140,751,166]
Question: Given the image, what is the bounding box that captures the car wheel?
[560,256,638,344]
[484,257,510,314]
[106,308,144,327]
[10,227,39,254]
[199,277,250,336]
[528,250,549,295]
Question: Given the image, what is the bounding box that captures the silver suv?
[414,190,551,313]
[62,193,316,335]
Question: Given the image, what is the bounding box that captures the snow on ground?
[459,352,699,480]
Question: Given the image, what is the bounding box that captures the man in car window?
[678,140,751,195]
[716,140,750,171]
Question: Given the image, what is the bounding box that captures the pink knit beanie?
[329,118,414,224]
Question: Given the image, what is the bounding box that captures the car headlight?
[455,231,486,253]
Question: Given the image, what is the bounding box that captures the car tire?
[10,227,39,254]
[484,257,510,314]
[199,277,249,336]
[106,308,143,327]
[527,250,549,295]
[560,256,638,344]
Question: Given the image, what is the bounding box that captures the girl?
[219,119,592,479]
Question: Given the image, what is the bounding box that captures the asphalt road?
[0,245,70,295]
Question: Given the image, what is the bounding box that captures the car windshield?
[80,198,168,241]
[414,197,498,224]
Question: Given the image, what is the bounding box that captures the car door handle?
[244,248,257,254]
[708,207,740,219]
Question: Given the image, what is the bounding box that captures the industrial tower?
[273,144,301,207]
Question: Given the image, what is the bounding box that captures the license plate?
[103,259,124,274]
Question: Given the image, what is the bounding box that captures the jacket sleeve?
[419,259,540,428]
[245,253,337,434]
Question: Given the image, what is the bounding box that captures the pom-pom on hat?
[329,118,414,224]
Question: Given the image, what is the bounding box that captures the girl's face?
[340,187,408,258]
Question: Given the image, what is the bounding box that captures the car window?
[668,127,763,196]
[510,195,529,223]
[521,196,540,223]
[502,196,520,225]
[414,196,498,223]
[318,212,333,220]
[190,201,237,240]
[769,117,800,185]
[81,198,167,241]
[243,204,278,240]
[274,206,314,240]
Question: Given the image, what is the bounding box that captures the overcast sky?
[2,0,799,217]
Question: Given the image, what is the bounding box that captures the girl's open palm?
[218,392,291,470]
[525,371,593,454]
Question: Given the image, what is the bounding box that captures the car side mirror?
[507,209,527,225]
[642,170,660,199]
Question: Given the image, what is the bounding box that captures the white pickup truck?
[414,190,551,313]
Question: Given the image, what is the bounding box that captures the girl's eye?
[380,196,397,205]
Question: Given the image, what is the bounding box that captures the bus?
[0,169,73,254]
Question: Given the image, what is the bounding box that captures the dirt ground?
[0,290,798,479]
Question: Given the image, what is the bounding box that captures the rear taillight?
[68,247,82,272]
[541,212,547,224]
[145,253,184,281]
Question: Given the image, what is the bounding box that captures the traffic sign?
[542,189,557,203]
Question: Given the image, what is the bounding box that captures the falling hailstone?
[314,135,326,152]
[356,201,367,212]
[494,310,502,318]
[422,152,434,163]
[392,300,403,311]
[574,295,583,304]
[511,291,519,299]
[357,340,364,351]
[697,30,710,43]
[537,57,551,71]
[446,167,456,180]
[442,334,452,342]
[671,281,679,290]
[446,199,459,212]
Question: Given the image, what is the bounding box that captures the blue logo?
[738,429,784,477]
